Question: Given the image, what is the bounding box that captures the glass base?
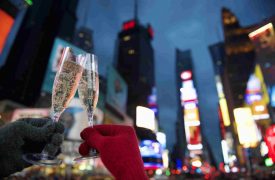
[23,153,62,166]
[74,150,99,162]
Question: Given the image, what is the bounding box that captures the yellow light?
[249,23,273,38]
[128,49,135,54]
[184,107,199,122]
[219,98,231,126]
[123,35,131,41]
[255,64,269,104]
[233,108,259,147]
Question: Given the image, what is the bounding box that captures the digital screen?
[139,140,163,169]
[0,9,14,54]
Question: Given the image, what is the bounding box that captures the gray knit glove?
[0,118,64,178]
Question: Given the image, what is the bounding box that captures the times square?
[1,0,275,179]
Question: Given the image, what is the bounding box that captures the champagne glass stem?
[88,110,94,127]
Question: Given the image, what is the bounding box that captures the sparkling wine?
[78,69,99,124]
[52,60,83,117]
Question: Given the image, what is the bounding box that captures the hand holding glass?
[74,54,99,161]
[23,47,86,165]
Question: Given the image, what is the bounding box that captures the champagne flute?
[23,47,86,165]
[74,53,99,161]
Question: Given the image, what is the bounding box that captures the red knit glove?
[79,125,148,180]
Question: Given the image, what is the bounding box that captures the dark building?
[74,26,93,53]
[115,19,155,120]
[0,0,78,106]
[221,8,256,165]
[175,49,224,168]
[173,49,190,164]
[209,42,239,168]
[222,8,256,108]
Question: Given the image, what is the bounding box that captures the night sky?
[76,0,275,152]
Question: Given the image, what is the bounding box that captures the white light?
[224,165,230,173]
[191,160,202,167]
[255,105,265,112]
[184,102,196,109]
[180,71,192,80]
[249,23,273,38]
[221,140,229,164]
[156,132,166,149]
[187,144,203,150]
[185,121,200,126]
[260,141,269,156]
[136,106,156,131]
[253,114,270,120]
[156,169,162,175]
[231,167,238,173]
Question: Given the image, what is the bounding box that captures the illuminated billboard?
[0,9,14,54]
[249,23,275,107]
[233,108,259,148]
[136,106,156,131]
[139,140,163,169]
[42,38,86,93]
[106,66,128,114]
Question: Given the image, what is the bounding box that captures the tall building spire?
[134,0,138,20]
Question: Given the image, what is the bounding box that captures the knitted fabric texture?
[0,118,64,178]
[79,125,148,180]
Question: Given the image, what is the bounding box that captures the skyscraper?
[0,0,78,106]
[115,18,155,120]
[175,49,206,167]
[221,8,257,165]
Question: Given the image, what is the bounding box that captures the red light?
[265,125,275,162]
[0,10,14,54]
[181,71,192,80]
[148,25,154,39]
[123,20,136,31]
[182,165,188,171]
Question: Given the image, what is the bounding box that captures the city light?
[233,108,259,147]
[180,71,192,80]
[248,23,273,38]
[187,144,203,150]
[221,140,229,164]
[219,98,231,126]
[136,106,156,131]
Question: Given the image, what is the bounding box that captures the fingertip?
[80,127,94,140]
[79,142,90,156]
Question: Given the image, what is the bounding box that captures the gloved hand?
[79,125,148,180]
[0,118,64,178]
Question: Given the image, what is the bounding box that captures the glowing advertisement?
[233,108,259,148]
[0,9,14,54]
[106,66,128,114]
[264,125,275,162]
[180,70,203,153]
[42,38,86,93]
[245,66,270,120]
[136,106,156,131]
[249,23,275,107]
[139,140,163,169]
